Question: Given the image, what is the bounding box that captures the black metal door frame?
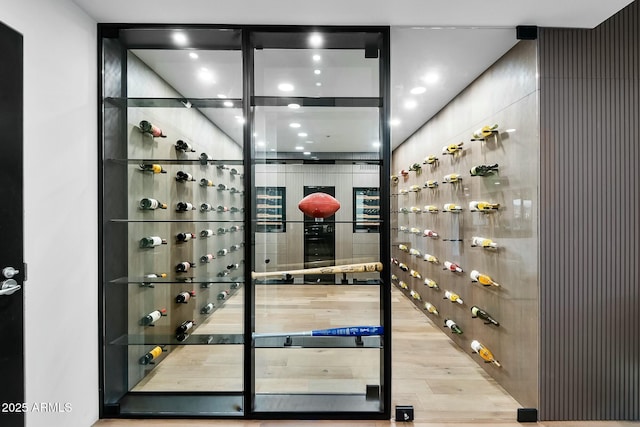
[0,20,25,427]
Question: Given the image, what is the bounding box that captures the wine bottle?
[469,201,500,212]
[199,152,210,165]
[443,261,463,273]
[176,232,196,242]
[399,226,408,233]
[229,206,240,213]
[398,244,409,252]
[391,175,399,183]
[410,206,422,213]
[227,263,240,270]
[470,270,500,287]
[410,227,421,235]
[229,225,241,232]
[424,180,439,189]
[201,303,214,314]
[442,142,463,155]
[471,236,498,249]
[217,290,230,300]
[229,187,240,194]
[400,170,409,177]
[398,263,409,272]
[442,173,462,183]
[139,163,167,174]
[423,229,438,238]
[470,340,501,367]
[217,227,227,235]
[471,124,499,140]
[230,282,241,290]
[176,202,196,211]
[200,178,214,187]
[391,258,399,266]
[175,171,196,182]
[175,290,195,303]
[424,278,439,289]
[176,320,196,334]
[229,168,239,175]
[443,290,464,304]
[200,253,215,263]
[470,163,499,177]
[409,185,421,192]
[175,262,196,273]
[144,272,167,279]
[217,269,230,277]
[139,120,166,138]
[217,205,229,212]
[399,281,409,290]
[217,184,228,191]
[409,248,422,257]
[424,205,439,213]
[410,269,422,279]
[175,140,196,152]
[200,229,214,238]
[200,203,213,212]
[139,308,167,326]
[139,198,167,210]
[229,244,241,252]
[471,306,500,326]
[423,253,439,264]
[425,302,439,315]
[217,164,229,170]
[139,346,165,365]
[444,318,463,334]
[391,274,399,281]
[409,162,421,172]
[443,203,463,212]
[410,290,421,300]
[217,248,228,256]
[398,189,409,196]
[423,155,438,165]
[139,236,167,248]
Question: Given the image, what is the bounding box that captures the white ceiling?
[82,0,633,152]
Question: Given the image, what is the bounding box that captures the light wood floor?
[95,287,634,426]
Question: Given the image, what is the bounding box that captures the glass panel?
[101,27,246,409]
[354,187,380,233]
[251,31,385,414]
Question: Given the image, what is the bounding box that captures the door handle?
[2,266,19,278]
[0,279,21,296]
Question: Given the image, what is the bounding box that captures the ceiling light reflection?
[410,86,426,95]
[189,52,198,59]
[278,83,294,92]
[289,123,301,128]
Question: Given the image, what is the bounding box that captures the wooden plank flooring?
[95,287,632,426]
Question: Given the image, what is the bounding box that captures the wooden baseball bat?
[251,261,383,279]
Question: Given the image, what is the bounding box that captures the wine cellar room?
[2,0,640,426]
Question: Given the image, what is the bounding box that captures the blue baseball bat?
[253,325,384,339]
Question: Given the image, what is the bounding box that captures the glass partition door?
[249,29,391,416]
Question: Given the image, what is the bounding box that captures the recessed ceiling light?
[223,100,233,107]
[295,146,304,150]
[217,94,227,98]
[303,152,311,155]
[309,33,323,47]
[423,72,439,85]
[298,132,308,137]
[278,83,294,92]
[316,82,322,87]
[306,140,314,144]
[198,68,214,83]
[314,69,322,75]
[189,52,199,59]
[404,99,418,109]
[390,119,401,126]
[289,123,301,128]
[288,103,301,109]
[172,32,188,46]
[410,86,426,95]
[312,54,321,61]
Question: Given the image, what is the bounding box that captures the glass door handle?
[0,279,21,296]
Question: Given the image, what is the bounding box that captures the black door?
[303,186,336,283]
[0,21,25,427]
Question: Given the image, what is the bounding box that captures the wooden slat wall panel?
[539,1,640,420]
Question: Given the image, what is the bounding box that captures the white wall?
[0,1,98,426]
